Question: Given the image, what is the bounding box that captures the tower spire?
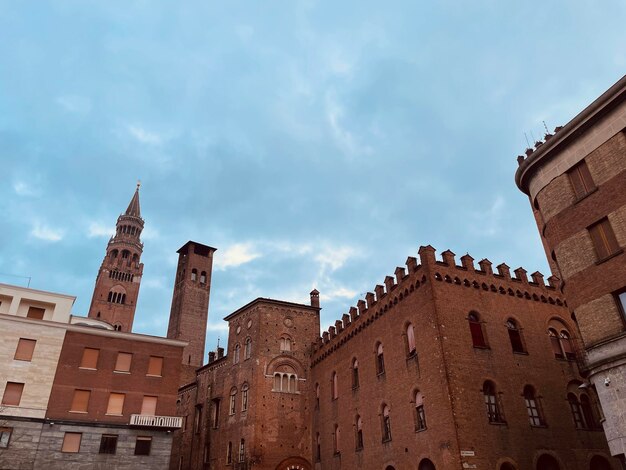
[125,181,141,218]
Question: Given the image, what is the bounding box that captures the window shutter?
[80,348,99,369]
[141,396,158,415]
[26,307,45,320]
[114,353,132,372]
[569,167,586,198]
[107,393,125,415]
[71,390,90,412]
[14,339,36,361]
[2,382,24,406]
[589,223,609,260]
[469,322,485,347]
[147,356,163,376]
[600,219,620,254]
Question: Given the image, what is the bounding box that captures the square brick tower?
[167,241,216,385]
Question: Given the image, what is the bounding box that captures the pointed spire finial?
[137,180,141,190]
[124,183,142,218]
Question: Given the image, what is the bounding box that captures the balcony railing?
[129,414,183,428]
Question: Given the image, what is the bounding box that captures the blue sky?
[1,1,625,358]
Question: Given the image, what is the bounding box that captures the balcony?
[129,414,183,429]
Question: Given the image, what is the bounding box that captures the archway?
[275,456,311,470]
[385,467,396,470]
[537,454,560,470]
[419,458,436,470]
[590,455,612,470]
[500,463,516,470]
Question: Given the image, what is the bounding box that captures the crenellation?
[357,299,366,315]
[460,253,475,271]
[384,275,395,293]
[530,271,544,286]
[478,258,493,275]
[394,266,406,283]
[418,245,436,266]
[441,249,456,266]
[374,284,385,301]
[513,267,528,283]
[547,275,560,290]
[365,292,376,308]
[349,306,358,322]
[328,325,336,338]
[335,319,343,333]
[406,256,418,272]
[496,262,511,279]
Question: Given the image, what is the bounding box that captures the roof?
[223,297,319,321]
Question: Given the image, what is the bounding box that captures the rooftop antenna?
[524,132,531,148]
[217,337,220,348]
[543,121,550,135]
[530,130,537,145]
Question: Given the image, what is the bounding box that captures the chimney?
[208,351,216,363]
[310,289,320,309]
[217,347,224,359]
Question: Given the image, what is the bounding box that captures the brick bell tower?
[87,183,144,332]
[167,241,216,385]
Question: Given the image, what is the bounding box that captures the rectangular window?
[14,338,36,361]
[99,434,118,454]
[141,396,158,416]
[2,382,24,406]
[134,436,152,456]
[61,432,82,453]
[0,428,12,449]
[588,218,620,261]
[194,405,202,434]
[212,399,220,428]
[147,356,163,376]
[80,348,99,369]
[70,390,90,413]
[615,289,626,324]
[26,306,45,320]
[114,352,132,373]
[106,393,125,415]
[568,160,596,199]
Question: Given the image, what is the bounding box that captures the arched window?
[239,438,245,462]
[406,323,416,356]
[483,381,505,423]
[132,253,138,264]
[280,336,292,352]
[580,394,597,429]
[548,322,576,360]
[315,433,321,461]
[355,415,363,450]
[122,250,130,259]
[589,456,612,470]
[418,459,436,470]
[352,358,359,389]
[241,383,249,412]
[331,372,338,399]
[506,319,525,353]
[468,312,487,348]
[200,271,207,284]
[333,424,340,454]
[523,385,544,426]
[536,454,560,470]
[110,249,119,259]
[108,286,126,304]
[415,390,427,431]
[233,344,240,364]
[229,388,237,415]
[376,342,385,375]
[273,372,298,393]
[568,392,585,428]
[381,404,392,441]
[244,337,252,359]
[226,442,232,464]
[315,383,320,409]
[191,269,197,281]
[500,464,516,470]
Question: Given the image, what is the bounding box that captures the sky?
[1,1,625,360]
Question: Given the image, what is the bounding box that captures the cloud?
[206,321,229,333]
[214,243,261,270]
[13,181,37,196]
[325,93,372,157]
[87,221,115,238]
[314,245,355,272]
[56,95,92,115]
[31,223,64,242]
[323,286,358,301]
[127,125,163,145]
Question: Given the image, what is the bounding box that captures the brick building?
[516,74,626,464]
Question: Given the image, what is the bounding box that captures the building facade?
[516,74,626,464]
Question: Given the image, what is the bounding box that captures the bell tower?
[87,183,144,332]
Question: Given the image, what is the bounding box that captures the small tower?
[167,241,216,385]
[87,183,144,332]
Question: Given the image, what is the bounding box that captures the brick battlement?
[311,246,565,365]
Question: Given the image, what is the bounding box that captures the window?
[191,269,197,281]
[106,393,125,415]
[70,390,90,413]
[315,383,320,409]
[355,415,363,450]
[229,388,237,415]
[239,438,245,462]
[241,383,249,412]
[233,344,240,364]
[316,433,321,461]
[141,396,158,415]
[580,394,598,429]
[211,398,221,428]
[2,382,24,406]
[523,385,544,426]
[568,393,586,429]
[615,289,626,323]
[406,323,416,356]
[468,312,487,348]
[99,435,118,454]
[244,338,252,360]
[273,372,298,393]
[415,391,427,431]
[588,218,621,261]
[194,405,202,434]
[61,432,82,453]
[331,372,338,399]
[14,338,36,361]
[376,343,385,375]
[333,424,340,454]
[114,352,132,372]
[26,306,45,320]
[382,405,392,441]
[483,381,505,424]
[147,356,163,376]
[0,428,12,449]
[107,289,126,304]
[506,319,525,353]
[80,348,99,369]
[568,160,596,199]
[352,358,359,389]
[227,441,233,464]
[200,271,207,284]
[280,336,292,352]
[134,436,152,456]
[548,323,575,360]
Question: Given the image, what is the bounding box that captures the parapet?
[312,246,565,363]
